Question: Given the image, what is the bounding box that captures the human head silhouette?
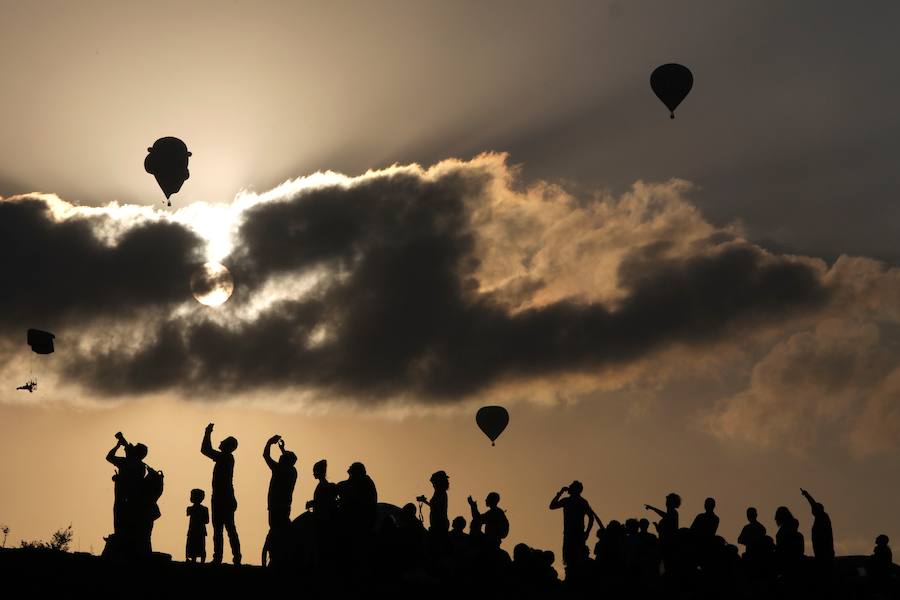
[313,459,327,480]
[190,488,205,504]
[452,516,466,532]
[430,470,449,491]
[127,443,148,461]
[569,481,583,496]
[876,534,889,547]
[774,506,796,529]
[219,436,238,453]
[666,493,682,510]
[747,507,758,522]
[280,451,297,467]
[402,503,417,520]
[638,518,650,533]
[486,492,500,507]
[348,462,366,478]
[625,518,639,535]
[704,497,716,512]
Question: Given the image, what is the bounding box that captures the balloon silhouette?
[650,63,693,119]
[476,406,509,446]
[145,137,191,206]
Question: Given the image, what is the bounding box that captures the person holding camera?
[105,432,162,557]
[549,481,595,570]
[418,470,450,536]
[263,435,297,529]
[201,423,241,565]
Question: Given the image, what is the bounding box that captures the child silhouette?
[186,488,209,563]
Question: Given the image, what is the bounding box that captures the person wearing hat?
[201,423,241,565]
[418,471,450,536]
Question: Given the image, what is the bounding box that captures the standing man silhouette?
[550,481,596,573]
[263,435,297,529]
[201,423,241,565]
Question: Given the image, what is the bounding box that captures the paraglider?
[650,63,693,119]
[17,329,54,392]
[144,137,191,206]
[17,379,37,393]
[476,406,509,446]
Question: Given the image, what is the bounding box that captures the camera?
[416,495,427,503]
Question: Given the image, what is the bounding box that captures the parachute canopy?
[476,405,509,446]
[650,63,693,119]
[145,137,191,203]
[27,329,55,354]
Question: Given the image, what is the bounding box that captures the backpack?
[143,468,164,520]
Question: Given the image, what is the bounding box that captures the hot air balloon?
[476,405,509,446]
[650,63,693,119]
[145,137,191,206]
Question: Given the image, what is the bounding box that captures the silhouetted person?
[336,461,378,535]
[201,423,241,565]
[186,488,209,563]
[550,481,595,573]
[870,534,892,586]
[468,492,509,549]
[450,516,469,552]
[264,435,297,528]
[691,497,720,539]
[774,506,804,575]
[737,507,766,555]
[800,488,834,564]
[106,432,156,557]
[637,518,660,580]
[691,497,719,568]
[418,470,450,536]
[395,502,427,563]
[16,379,36,393]
[646,492,681,542]
[305,459,337,566]
[307,459,338,519]
[646,493,681,574]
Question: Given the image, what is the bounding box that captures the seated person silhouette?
[468,492,509,548]
[738,507,766,556]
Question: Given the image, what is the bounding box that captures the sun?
[190,262,235,307]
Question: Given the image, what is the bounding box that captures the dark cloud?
[0,196,204,332]
[57,165,830,402]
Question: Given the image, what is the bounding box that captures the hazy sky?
[2,0,900,566]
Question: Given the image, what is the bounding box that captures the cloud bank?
[3,154,900,453]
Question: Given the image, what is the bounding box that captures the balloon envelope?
[476,406,509,446]
[650,63,693,118]
[27,329,55,354]
[144,137,191,199]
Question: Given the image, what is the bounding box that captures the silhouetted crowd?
[102,429,897,598]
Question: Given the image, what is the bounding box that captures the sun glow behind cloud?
[7,155,900,458]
